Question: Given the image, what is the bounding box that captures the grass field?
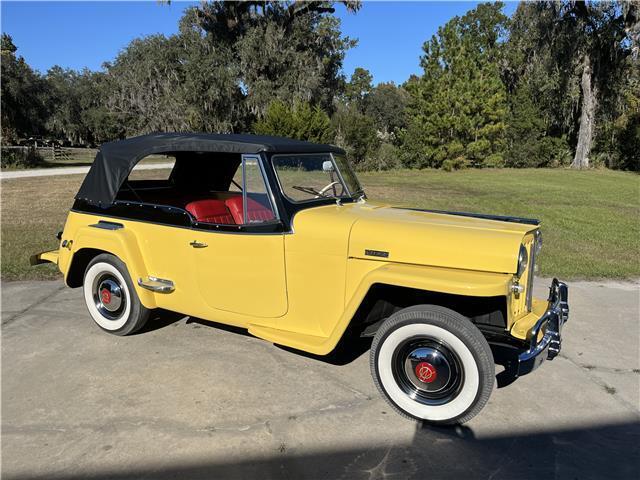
[1,168,638,281]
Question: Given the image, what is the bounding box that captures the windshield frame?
[270,152,363,205]
[331,153,364,198]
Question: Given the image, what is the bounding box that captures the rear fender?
[68,225,157,308]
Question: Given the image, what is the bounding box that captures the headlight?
[516,244,529,277]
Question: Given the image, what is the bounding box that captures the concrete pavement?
[1,278,639,479]
[0,162,174,180]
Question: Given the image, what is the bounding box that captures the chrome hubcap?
[404,347,452,393]
[393,337,464,406]
[93,274,126,320]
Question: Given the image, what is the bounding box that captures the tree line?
[1,1,638,170]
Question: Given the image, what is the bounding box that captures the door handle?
[190,240,208,248]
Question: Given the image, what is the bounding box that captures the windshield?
[272,153,363,203]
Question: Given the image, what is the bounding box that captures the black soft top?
[75,132,345,206]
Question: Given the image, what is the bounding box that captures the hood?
[344,202,538,274]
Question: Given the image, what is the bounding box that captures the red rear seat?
[225,196,275,224]
[185,199,235,224]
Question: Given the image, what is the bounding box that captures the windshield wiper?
[292,185,337,198]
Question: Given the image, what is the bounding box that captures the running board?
[137,276,175,293]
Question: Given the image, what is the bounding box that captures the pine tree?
[402,3,509,169]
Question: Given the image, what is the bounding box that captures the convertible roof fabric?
[75,132,345,206]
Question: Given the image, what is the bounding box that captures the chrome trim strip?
[137,276,175,293]
[240,153,281,224]
[256,153,280,221]
[395,208,540,226]
[329,152,352,197]
[89,221,124,230]
[241,154,248,225]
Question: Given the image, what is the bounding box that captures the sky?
[1,1,518,85]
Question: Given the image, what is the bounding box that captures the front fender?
[350,262,512,299]
[324,262,512,355]
[254,262,513,356]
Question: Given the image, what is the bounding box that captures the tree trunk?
[572,54,597,169]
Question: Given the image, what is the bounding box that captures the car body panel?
[191,229,287,318]
[346,202,536,274]
[60,211,288,325]
[250,261,514,355]
[36,137,557,359]
[54,205,534,355]
[510,297,548,341]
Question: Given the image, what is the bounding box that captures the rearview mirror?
[322,161,334,172]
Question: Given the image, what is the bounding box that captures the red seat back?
[225,196,275,224]
[185,199,235,224]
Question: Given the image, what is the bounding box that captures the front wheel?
[370,305,494,424]
[82,253,150,336]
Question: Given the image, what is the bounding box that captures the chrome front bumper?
[517,279,569,376]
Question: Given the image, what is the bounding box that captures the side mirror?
[322,161,334,172]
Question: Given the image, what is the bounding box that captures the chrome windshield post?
[241,155,248,225]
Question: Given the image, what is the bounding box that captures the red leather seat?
[185,199,235,224]
[225,196,275,224]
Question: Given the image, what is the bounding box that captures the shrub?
[1,147,45,169]
[358,142,401,171]
[253,100,334,144]
[442,156,468,172]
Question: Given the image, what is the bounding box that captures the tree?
[188,1,359,118]
[76,69,127,144]
[506,2,638,169]
[402,2,509,169]
[253,100,333,143]
[594,50,640,170]
[365,82,409,140]
[99,29,247,136]
[568,2,638,168]
[1,34,48,142]
[332,103,379,168]
[44,66,90,144]
[344,67,373,111]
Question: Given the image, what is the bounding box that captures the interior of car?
[115,152,276,225]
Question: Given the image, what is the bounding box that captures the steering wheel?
[318,181,341,196]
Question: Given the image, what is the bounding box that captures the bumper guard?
[517,278,569,376]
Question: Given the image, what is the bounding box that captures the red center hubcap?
[101,288,111,304]
[415,361,437,383]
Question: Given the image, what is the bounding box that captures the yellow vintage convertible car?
[32,133,569,424]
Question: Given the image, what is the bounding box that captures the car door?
[190,154,288,319]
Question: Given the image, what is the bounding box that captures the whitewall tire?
[82,253,150,336]
[370,305,494,424]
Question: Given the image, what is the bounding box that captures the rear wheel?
[82,253,150,336]
[370,305,494,424]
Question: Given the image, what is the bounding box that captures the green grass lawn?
[1,168,638,281]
